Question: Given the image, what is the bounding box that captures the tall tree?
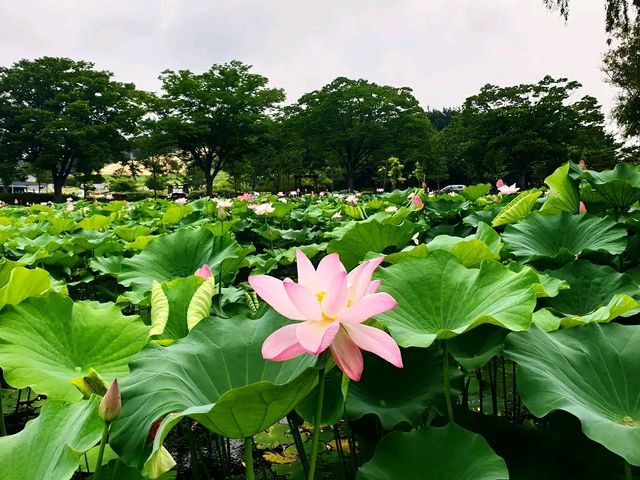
[0,57,143,201]
[443,76,615,186]
[154,61,285,196]
[544,0,639,35]
[290,77,430,190]
[426,107,460,131]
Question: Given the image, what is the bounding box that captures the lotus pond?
[0,162,640,480]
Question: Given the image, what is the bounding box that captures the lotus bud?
[579,201,587,214]
[578,160,587,170]
[194,264,212,279]
[496,179,504,188]
[411,194,423,210]
[99,379,121,422]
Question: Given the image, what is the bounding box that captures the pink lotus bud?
[579,201,587,214]
[578,160,587,170]
[195,264,212,279]
[411,194,423,210]
[99,379,121,422]
[496,179,504,188]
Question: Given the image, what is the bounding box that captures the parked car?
[439,184,466,193]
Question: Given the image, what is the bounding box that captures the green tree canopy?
[153,61,285,196]
[544,0,639,34]
[0,57,144,201]
[289,77,434,190]
[441,76,616,187]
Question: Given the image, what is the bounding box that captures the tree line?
[0,57,622,201]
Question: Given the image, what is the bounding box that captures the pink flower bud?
[496,179,504,188]
[579,201,587,214]
[194,264,212,279]
[99,379,121,422]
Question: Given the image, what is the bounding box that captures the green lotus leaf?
[118,228,253,295]
[186,276,217,330]
[460,183,492,201]
[502,212,627,263]
[507,262,569,298]
[448,325,509,370]
[427,235,499,267]
[541,162,580,214]
[357,423,509,480]
[89,255,124,277]
[47,216,78,235]
[375,251,538,348]
[124,235,157,251]
[505,323,640,465]
[581,163,640,211]
[0,261,52,310]
[113,225,153,242]
[0,396,103,480]
[0,293,150,401]
[109,311,317,472]
[326,219,416,269]
[492,190,542,227]
[540,260,640,327]
[296,367,348,425]
[347,348,462,430]
[161,205,193,225]
[78,214,112,231]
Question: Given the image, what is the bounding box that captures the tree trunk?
[53,177,65,203]
[204,170,213,197]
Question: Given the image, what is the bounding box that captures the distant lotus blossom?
[449,192,458,197]
[497,183,520,195]
[289,191,298,197]
[579,201,587,214]
[249,202,275,215]
[376,188,385,193]
[248,250,402,381]
[238,192,257,201]
[13,199,18,205]
[278,197,288,203]
[215,198,233,209]
[385,206,398,213]
[277,192,285,197]
[175,197,188,205]
[194,264,212,279]
[345,194,358,206]
[412,232,420,245]
[105,194,114,201]
[66,197,74,203]
[331,211,342,220]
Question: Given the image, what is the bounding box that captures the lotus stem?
[264,217,273,250]
[244,436,255,480]
[0,387,6,436]
[625,460,633,480]
[94,421,110,479]
[442,339,455,423]
[287,414,309,476]
[308,366,326,480]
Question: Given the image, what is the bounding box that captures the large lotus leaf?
[149,276,202,341]
[296,367,348,425]
[109,311,317,472]
[541,162,580,214]
[375,251,538,348]
[113,225,153,242]
[427,234,499,267]
[78,214,112,231]
[0,261,52,310]
[491,190,542,227]
[0,293,150,401]
[581,163,640,210]
[540,261,640,327]
[357,423,509,480]
[448,325,509,370]
[347,348,462,430]
[118,228,253,294]
[502,212,627,262]
[505,323,640,465]
[326,219,416,269]
[460,183,491,201]
[0,396,103,480]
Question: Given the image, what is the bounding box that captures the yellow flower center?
[316,291,326,303]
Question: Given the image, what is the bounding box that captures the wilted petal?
[262,324,307,360]
[330,329,364,381]
[340,292,398,323]
[248,275,304,320]
[284,281,323,320]
[322,271,348,318]
[343,323,403,368]
[194,264,212,279]
[296,249,318,292]
[296,320,340,354]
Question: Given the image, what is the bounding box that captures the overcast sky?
[0,0,616,125]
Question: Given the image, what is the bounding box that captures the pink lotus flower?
[248,251,402,381]
[579,201,587,214]
[497,183,520,195]
[496,179,505,188]
[175,197,188,205]
[195,264,212,279]
[410,193,423,210]
[238,192,257,201]
[248,202,275,215]
[345,194,358,206]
